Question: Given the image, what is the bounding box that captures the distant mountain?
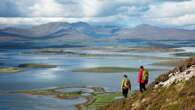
[0,22,87,38]
[0,22,120,48]
[0,22,195,48]
[0,22,119,39]
[1,22,195,40]
[114,24,195,40]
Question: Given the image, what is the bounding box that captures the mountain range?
[114,24,195,40]
[0,22,195,48]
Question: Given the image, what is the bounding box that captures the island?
[72,67,165,73]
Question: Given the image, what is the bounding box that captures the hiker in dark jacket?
[121,74,131,98]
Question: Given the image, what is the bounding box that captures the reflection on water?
[36,68,60,80]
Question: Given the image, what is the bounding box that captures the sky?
[0,0,195,29]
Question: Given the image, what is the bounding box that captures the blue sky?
[0,0,195,29]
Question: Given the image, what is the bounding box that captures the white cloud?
[145,0,195,18]
[1,0,195,29]
[147,14,195,26]
[0,17,80,26]
[28,0,65,17]
[81,0,102,17]
[143,0,195,26]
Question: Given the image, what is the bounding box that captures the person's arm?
[121,79,124,89]
[138,70,141,83]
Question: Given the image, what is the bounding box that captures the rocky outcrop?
[157,65,195,87]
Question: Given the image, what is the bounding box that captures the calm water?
[0,49,175,110]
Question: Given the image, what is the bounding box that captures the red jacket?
[138,69,145,84]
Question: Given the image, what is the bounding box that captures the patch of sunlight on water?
[35,68,60,80]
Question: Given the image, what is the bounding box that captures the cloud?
[80,0,103,17]
[0,17,83,26]
[0,0,21,17]
[20,0,83,17]
[0,0,84,17]
[0,0,195,29]
[28,0,65,17]
[145,14,195,26]
[145,0,195,18]
[143,0,195,27]
[0,0,152,18]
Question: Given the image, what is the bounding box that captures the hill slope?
[103,57,195,110]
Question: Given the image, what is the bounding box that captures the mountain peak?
[134,24,158,29]
[72,22,90,26]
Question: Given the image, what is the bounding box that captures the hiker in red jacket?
[138,66,146,92]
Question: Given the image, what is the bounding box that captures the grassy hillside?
[102,57,195,110]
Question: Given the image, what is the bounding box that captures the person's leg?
[124,89,128,98]
[125,89,129,98]
[139,83,143,93]
[122,89,125,97]
[143,82,146,91]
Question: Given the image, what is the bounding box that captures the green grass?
[0,67,21,73]
[87,92,121,109]
[56,91,82,99]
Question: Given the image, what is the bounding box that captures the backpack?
[142,69,149,81]
[126,80,131,89]
[124,79,131,89]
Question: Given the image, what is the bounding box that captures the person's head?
[140,66,144,69]
[124,74,128,78]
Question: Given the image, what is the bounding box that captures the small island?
[0,67,21,73]
[151,59,184,67]
[18,63,57,68]
[0,63,57,74]
[17,89,82,99]
[72,67,164,73]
